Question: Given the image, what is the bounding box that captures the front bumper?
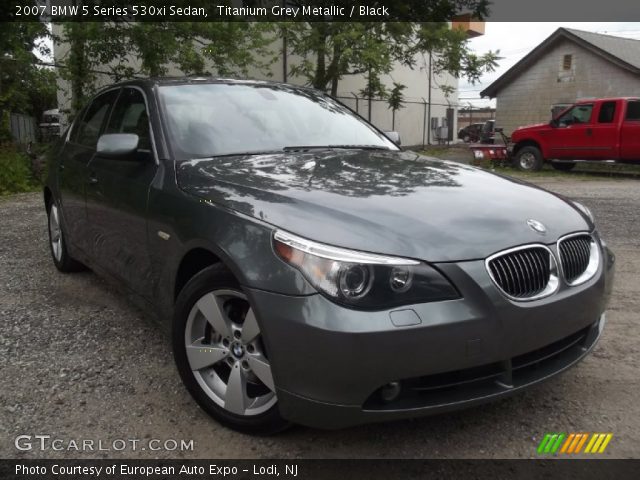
[247,246,615,429]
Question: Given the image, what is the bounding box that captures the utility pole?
[281,2,287,83]
[367,67,372,122]
[427,51,432,145]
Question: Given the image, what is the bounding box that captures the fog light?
[380,382,401,403]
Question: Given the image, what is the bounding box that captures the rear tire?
[47,200,85,272]
[551,162,576,171]
[172,264,290,435]
[514,146,543,171]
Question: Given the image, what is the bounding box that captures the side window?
[74,90,119,148]
[598,101,616,123]
[106,88,151,151]
[558,104,593,126]
[625,101,640,121]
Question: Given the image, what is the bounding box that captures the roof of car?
[105,76,312,91]
[574,97,640,103]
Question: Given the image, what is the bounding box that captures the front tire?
[47,201,85,272]
[172,264,290,434]
[514,146,543,171]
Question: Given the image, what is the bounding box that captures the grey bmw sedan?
[44,78,614,433]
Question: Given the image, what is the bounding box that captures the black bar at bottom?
[1,459,639,480]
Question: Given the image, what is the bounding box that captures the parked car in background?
[44,78,614,434]
[458,122,484,142]
[39,109,61,140]
[511,97,640,171]
[480,119,496,144]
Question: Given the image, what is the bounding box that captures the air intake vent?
[487,246,558,300]
[558,234,599,285]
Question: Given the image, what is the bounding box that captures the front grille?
[487,246,552,299]
[558,234,592,284]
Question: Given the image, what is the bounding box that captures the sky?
[460,22,640,108]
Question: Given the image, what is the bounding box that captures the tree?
[282,1,498,97]
[387,82,407,130]
[54,20,276,116]
[0,22,54,139]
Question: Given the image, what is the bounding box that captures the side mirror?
[96,133,139,159]
[384,131,401,145]
[549,119,559,128]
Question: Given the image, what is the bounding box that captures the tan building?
[481,28,640,135]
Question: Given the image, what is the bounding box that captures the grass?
[0,143,47,196]
[489,162,640,182]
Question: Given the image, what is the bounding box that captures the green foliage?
[359,72,388,99]
[283,5,498,98]
[0,143,39,195]
[387,82,407,112]
[0,22,56,135]
[55,21,277,115]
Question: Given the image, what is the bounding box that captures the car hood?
[512,123,549,137]
[176,150,590,262]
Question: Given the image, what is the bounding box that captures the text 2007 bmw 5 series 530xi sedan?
[44,78,615,434]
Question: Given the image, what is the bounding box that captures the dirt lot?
[1,175,639,459]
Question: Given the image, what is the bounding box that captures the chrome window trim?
[273,230,420,266]
[557,232,600,286]
[485,243,560,302]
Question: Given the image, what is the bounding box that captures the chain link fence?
[336,94,458,148]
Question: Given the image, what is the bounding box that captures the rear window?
[598,101,616,123]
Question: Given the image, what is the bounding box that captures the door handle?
[88,173,98,185]
[586,128,593,137]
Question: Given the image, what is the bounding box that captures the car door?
[547,103,595,159]
[621,100,640,160]
[85,87,159,298]
[57,89,119,253]
[589,100,620,159]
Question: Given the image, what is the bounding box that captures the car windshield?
[159,83,397,159]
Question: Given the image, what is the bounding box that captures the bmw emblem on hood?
[527,219,547,235]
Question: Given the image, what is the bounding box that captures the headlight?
[573,201,595,224]
[273,230,459,309]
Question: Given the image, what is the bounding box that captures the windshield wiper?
[190,149,285,159]
[282,145,391,152]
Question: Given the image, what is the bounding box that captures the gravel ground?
[1,176,638,459]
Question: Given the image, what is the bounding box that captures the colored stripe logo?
[537,433,613,454]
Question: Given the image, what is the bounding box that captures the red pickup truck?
[511,97,640,171]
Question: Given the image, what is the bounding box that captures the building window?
[562,54,573,71]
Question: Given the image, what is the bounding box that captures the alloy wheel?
[49,204,63,262]
[184,289,276,416]
[519,152,536,170]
